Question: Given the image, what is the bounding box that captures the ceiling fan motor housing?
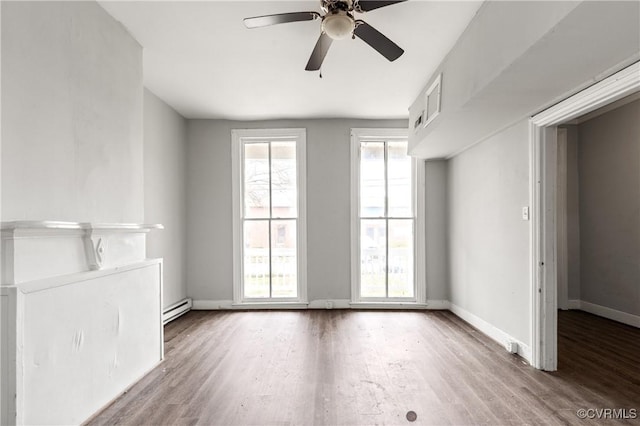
[321,0,354,13]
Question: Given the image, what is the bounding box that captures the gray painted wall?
[185,118,451,304]
[425,160,448,301]
[1,1,143,223]
[144,89,188,308]
[447,120,531,344]
[578,99,640,316]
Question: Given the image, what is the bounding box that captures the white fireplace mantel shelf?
[1,221,163,232]
[1,221,163,286]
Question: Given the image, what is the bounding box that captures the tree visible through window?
[232,129,307,304]
[243,141,298,298]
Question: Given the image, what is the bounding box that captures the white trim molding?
[422,73,442,129]
[231,302,309,310]
[350,302,429,310]
[567,300,640,328]
[529,61,640,371]
[425,299,450,310]
[193,300,308,310]
[567,299,581,310]
[191,299,451,311]
[450,304,532,364]
[192,299,234,310]
[231,128,308,306]
[531,62,640,127]
[307,299,352,309]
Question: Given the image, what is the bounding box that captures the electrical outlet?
[325,301,333,309]
[522,206,530,221]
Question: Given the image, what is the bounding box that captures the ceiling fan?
[243,0,407,71]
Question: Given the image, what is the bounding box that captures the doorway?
[529,61,640,371]
[557,94,640,318]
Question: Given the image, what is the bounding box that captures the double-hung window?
[232,129,307,304]
[350,128,425,303]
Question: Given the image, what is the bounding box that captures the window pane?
[244,143,270,218]
[388,219,414,298]
[360,219,386,298]
[243,220,270,298]
[271,220,297,298]
[360,142,385,217]
[388,141,412,218]
[271,142,297,218]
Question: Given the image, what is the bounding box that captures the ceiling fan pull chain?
[319,68,323,79]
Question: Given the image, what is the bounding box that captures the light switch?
[522,206,530,221]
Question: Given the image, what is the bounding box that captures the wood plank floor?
[89,310,640,425]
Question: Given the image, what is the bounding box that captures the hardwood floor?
[88,310,640,425]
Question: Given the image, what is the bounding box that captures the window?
[232,129,307,304]
[350,129,425,303]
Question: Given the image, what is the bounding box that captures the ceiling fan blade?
[354,21,404,62]
[305,33,333,71]
[244,12,320,29]
[355,0,408,12]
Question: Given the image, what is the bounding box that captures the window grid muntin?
[242,138,298,300]
[359,138,415,300]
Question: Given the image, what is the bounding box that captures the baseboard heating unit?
[163,298,193,324]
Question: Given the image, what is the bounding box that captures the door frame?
[529,61,639,371]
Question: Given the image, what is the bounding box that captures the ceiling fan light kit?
[322,11,355,40]
[243,0,407,71]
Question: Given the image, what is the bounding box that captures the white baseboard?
[231,302,309,310]
[162,298,192,324]
[192,300,309,310]
[307,299,351,309]
[449,303,532,364]
[349,299,449,310]
[567,299,581,310]
[425,299,451,310]
[350,302,429,309]
[192,299,448,311]
[192,299,234,310]
[571,300,640,328]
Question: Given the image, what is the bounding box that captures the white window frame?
[231,128,307,306]
[350,128,426,305]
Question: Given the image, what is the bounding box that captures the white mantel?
[2,221,163,285]
[1,221,164,425]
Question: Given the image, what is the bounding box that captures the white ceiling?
[99,1,483,120]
